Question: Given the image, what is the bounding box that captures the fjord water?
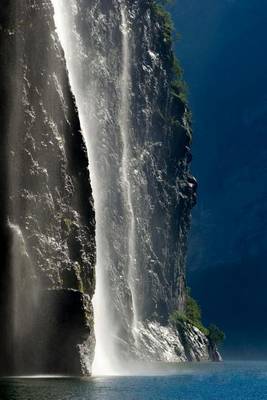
[1,362,267,400]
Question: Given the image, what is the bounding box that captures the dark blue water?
[1,362,267,400]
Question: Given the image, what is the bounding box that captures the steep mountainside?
[0,0,219,376]
[129,1,197,321]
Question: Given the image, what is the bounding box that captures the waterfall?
[119,6,139,338]
[52,0,139,375]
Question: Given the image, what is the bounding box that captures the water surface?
[1,362,267,400]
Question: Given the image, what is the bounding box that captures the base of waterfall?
[136,321,221,363]
[91,320,221,377]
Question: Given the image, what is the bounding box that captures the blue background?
[170,0,267,358]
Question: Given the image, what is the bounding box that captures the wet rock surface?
[0,0,95,375]
[129,1,197,320]
[137,321,220,363]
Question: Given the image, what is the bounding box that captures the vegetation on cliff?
[153,0,224,351]
[152,0,188,105]
[169,289,225,346]
[208,324,226,346]
[169,289,208,335]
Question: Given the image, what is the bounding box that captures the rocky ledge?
[137,321,222,363]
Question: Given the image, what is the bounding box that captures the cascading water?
[119,5,139,338]
[52,0,140,375]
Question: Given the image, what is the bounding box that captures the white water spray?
[52,1,139,375]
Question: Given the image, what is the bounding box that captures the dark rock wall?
[0,0,95,375]
[128,1,196,321]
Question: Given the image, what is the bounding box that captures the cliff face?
[0,0,95,375]
[128,1,197,321]
[0,0,216,376]
[128,1,219,362]
[53,0,210,366]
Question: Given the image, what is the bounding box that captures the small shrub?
[186,294,201,323]
[169,310,187,325]
[152,1,188,104]
[152,3,173,43]
[208,324,225,345]
[169,289,208,335]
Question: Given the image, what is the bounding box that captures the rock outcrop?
[137,321,221,362]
